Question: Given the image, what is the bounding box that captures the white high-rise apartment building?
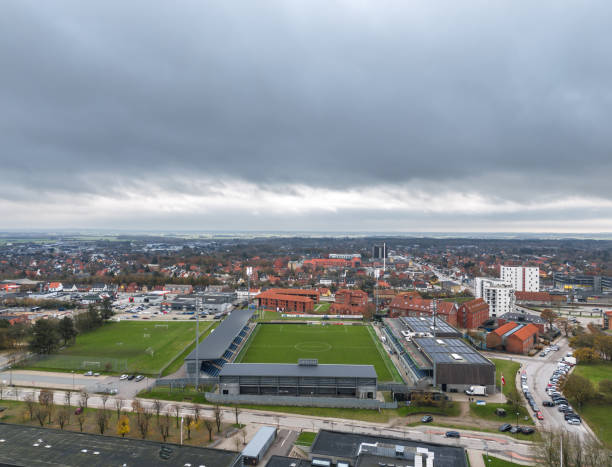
[474,277,515,317]
[500,266,540,292]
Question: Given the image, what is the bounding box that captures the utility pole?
[431,299,437,388]
[374,269,380,312]
[195,294,200,391]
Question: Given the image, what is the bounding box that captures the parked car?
[119,374,129,380]
[521,427,535,435]
[445,431,460,438]
[536,411,544,420]
[499,423,512,432]
[84,371,93,376]
[510,426,521,434]
[421,415,433,423]
[543,401,554,407]
[127,375,135,381]
[135,375,145,382]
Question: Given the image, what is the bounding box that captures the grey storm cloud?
[1,0,612,230]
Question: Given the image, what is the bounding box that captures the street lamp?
[71,370,75,390]
[8,365,12,387]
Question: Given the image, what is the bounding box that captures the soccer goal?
[143,333,151,338]
[145,347,155,357]
[155,324,169,329]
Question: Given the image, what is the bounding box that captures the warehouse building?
[486,322,539,354]
[267,429,467,467]
[0,423,240,467]
[256,291,315,312]
[218,360,377,398]
[185,309,254,377]
[383,317,495,392]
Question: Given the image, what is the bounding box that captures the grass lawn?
[160,322,218,376]
[469,402,533,425]
[139,385,210,404]
[295,431,317,446]
[26,321,208,376]
[572,361,612,448]
[234,323,398,381]
[314,303,332,313]
[482,454,522,466]
[490,358,520,397]
[397,403,460,417]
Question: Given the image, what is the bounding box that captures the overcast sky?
[1,1,611,232]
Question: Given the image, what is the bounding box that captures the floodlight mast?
[195,294,200,390]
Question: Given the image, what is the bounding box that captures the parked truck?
[465,385,487,396]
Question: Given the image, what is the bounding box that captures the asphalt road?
[0,387,536,462]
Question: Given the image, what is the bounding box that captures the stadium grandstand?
[185,309,254,377]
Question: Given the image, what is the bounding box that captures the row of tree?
[29,299,114,355]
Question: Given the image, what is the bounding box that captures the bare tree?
[77,413,86,432]
[137,405,153,439]
[96,410,108,435]
[241,427,246,445]
[158,413,171,442]
[114,398,124,419]
[533,429,611,467]
[23,393,36,420]
[34,405,48,427]
[203,418,214,441]
[213,405,222,432]
[184,414,194,440]
[64,390,72,407]
[0,382,4,401]
[56,408,70,430]
[173,404,181,428]
[79,390,90,409]
[131,399,142,424]
[101,393,109,411]
[193,405,200,423]
[234,436,242,452]
[38,389,55,424]
[233,406,241,426]
[153,399,163,421]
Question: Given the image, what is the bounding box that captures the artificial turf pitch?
[28,321,209,375]
[235,323,395,381]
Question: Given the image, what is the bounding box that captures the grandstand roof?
[185,309,254,361]
[398,316,462,337]
[413,337,493,366]
[219,363,377,379]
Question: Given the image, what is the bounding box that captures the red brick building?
[514,291,553,305]
[603,311,612,330]
[506,324,539,354]
[457,298,489,329]
[389,294,458,327]
[331,289,368,315]
[256,291,314,312]
[486,322,539,354]
[266,288,320,303]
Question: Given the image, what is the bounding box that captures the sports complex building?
[383,317,495,392]
[185,309,254,377]
[218,359,378,399]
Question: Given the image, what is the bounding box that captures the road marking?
[280,437,287,447]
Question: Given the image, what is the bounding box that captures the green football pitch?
[235,323,400,381]
[28,321,214,375]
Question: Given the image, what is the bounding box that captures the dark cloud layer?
[1,1,612,230]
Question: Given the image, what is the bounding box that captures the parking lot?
[520,337,590,437]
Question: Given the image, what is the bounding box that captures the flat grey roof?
[0,423,239,467]
[413,337,493,366]
[499,312,547,325]
[219,363,377,379]
[185,309,254,361]
[311,430,467,467]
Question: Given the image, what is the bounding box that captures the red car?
[536,411,544,420]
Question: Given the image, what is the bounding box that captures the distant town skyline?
[1,1,611,232]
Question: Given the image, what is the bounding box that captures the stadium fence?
[204,392,398,410]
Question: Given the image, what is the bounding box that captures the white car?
[93,373,100,377]
[84,370,93,376]
[119,374,129,380]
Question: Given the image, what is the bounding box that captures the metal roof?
[241,426,276,458]
[413,337,493,366]
[185,309,254,361]
[219,363,377,379]
[398,316,462,337]
[0,422,239,467]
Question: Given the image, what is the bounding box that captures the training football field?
[29,321,213,375]
[235,323,399,381]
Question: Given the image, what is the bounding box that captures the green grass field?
[573,361,612,448]
[482,454,521,466]
[235,323,400,381]
[27,321,207,375]
[490,358,520,397]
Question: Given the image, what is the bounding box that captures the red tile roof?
[510,323,539,341]
[492,322,520,336]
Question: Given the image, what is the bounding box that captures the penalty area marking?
[294,342,332,352]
